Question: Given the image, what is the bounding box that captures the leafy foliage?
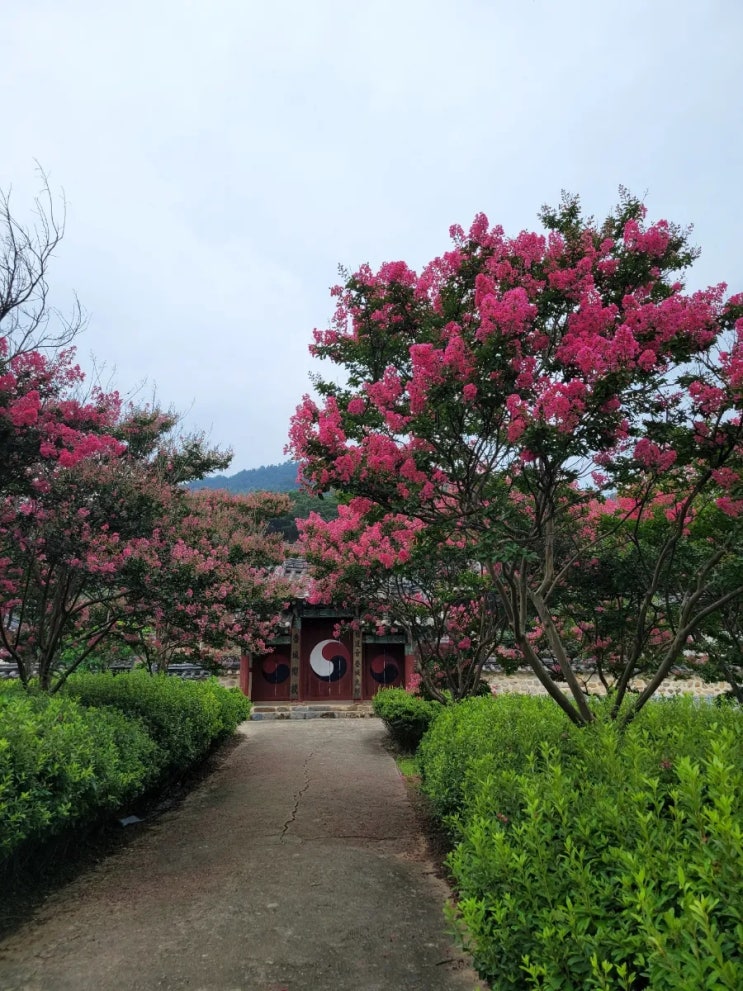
[0,685,158,865]
[0,673,251,873]
[371,686,440,751]
[64,672,251,773]
[417,695,743,989]
[417,694,574,826]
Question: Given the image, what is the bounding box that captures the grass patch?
[395,754,420,778]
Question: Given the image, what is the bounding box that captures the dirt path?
[0,720,482,991]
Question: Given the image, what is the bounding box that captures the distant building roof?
[275,556,312,597]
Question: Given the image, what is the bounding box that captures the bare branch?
[0,166,86,357]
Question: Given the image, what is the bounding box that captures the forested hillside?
[190,461,300,493]
[190,462,338,541]
[268,490,340,542]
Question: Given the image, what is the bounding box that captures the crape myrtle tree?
[113,488,293,673]
[1,172,125,500]
[300,502,507,701]
[543,492,743,701]
[289,190,743,725]
[0,396,233,691]
[684,505,743,704]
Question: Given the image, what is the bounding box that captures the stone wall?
[485,672,731,699]
[5,659,728,701]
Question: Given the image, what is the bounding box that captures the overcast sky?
[2,0,741,472]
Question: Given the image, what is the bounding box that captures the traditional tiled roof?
[275,556,312,597]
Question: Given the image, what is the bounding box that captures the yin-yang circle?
[261,655,290,684]
[309,639,349,682]
[369,652,400,685]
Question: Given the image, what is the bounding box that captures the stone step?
[250,702,376,721]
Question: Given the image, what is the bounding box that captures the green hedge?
[417,694,576,828]
[371,687,440,751]
[418,695,743,989]
[64,672,252,773]
[0,689,158,864]
[1,674,251,871]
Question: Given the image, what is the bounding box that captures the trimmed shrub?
[371,687,440,751]
[0,689,158,864]
[417,693,576,828]
[64,671,251,773]
[421,695,743,989]
[1,674,250,873]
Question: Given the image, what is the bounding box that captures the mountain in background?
[190,461,339,542]
[190,460,301,493]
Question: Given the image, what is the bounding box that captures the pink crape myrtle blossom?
[0,343,125,492]
[116,489,293,673]
[298,500,504,701]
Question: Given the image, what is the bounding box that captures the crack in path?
[280,749,313,841]
[294,834,400,842]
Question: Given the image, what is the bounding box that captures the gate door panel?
[363,643,405,699]
[251,647,291,702]
[301,619,354,700]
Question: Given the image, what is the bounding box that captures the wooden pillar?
[404,649,417,690]
[239,654,251,697]
[290,615,301,701]
[352,627,363,700]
